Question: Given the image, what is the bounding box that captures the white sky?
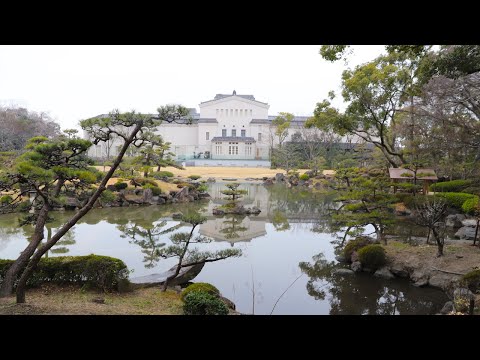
[0,45,385,131]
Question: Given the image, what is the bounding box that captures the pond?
[0,183,449,315]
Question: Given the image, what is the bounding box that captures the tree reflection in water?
[118,220,183,269]
[219,214,248,241]
[299,252,448,315]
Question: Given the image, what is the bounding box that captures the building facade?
[84,91,359,166]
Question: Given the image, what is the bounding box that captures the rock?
[213,208,225,216]
[413,279,429,287]
[130,263,205,289]
[174,186,189,201]
[156,197,166,204]
[389,264,409,278]
[64,197,79,210]
[143,188,153,203]
[314,182,324,190]
[198,193,211,199]
[439,301,455,314]
[332,268,355,276]
[351,261,362,272]
[206,177,216,183]
[220,296,236,310]
[428,273,461,291]
[351,251,359,263]
[106,184,116,192]
[446,214,466,228]
[275,173,285,182]
[374,267,395,280]
[461,219,478,227]
[249,206,261,215]
[453,287,475,313]
[186,195,195,202]
[298,180,305,186]
[263,178,274,185]
[335,255,347,263]
[123,194,144,205]
[172,212,183,220]
[232,205,247,215]
[454,226,477,240]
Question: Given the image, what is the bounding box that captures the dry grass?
[0,285,183,315]
[384,241,480,275]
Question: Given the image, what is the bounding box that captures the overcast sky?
[0,45,385,130]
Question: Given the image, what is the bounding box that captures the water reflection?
[299,252,447,315]
[0,182,449,314]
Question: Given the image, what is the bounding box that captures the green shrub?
[131,177,158,187]
[87,166,104,182]
[0,195,13,205]
[196,184,209,193]
[16,200,32,212]
[299,174,310,181]
[436,192,477,210]
[462,197,479,215]
[143,183,162,196]
[100,190,116,202]
[181,282,220,301]
[0,255,130,291]
[153,171,174,179]
[358,244,387,270]
[344,237,372,262]
[183,292,229,315]
[114,182,128,191]
[188,175,201,180]
[461,269,480,293]
[430,180,473,193]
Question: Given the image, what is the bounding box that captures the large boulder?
[263,178,274,185]
[213,208,225,216]
[206,177,216,183]
[351,261,362,273]
[439,301,455,314]
[249,206,261,215]
[198,193,211,199]
[143,188,153,203]
[461,219,478,227]
[453,287,475,313]
[64,197,79,210]
[275,173,285,182]
[454,226,477,240]
[173,186,189,201]
[446,214,466,228]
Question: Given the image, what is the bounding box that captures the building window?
[245,145,252,156]
[229,145,238,155]
[240,109,243,116]
[241,129,246,137]
[206,132,209,140]
[216,145,222,155]
[221,109,224,116]
[258,133,262,141]
[250,109,253,116]
[216,109,219,115]
[222,129,227,137]
[230,109,233,116]
[235,109,238,116]
[232,129,236,137]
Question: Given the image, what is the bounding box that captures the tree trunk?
[432,228,444,257]
[157,165,161,172]
[474,219,479,246]
[0,204,49,297]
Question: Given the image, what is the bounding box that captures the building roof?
[200,91,268,105]
[211,136,256,142]
[197,118,218,123]
[388,168,438,180]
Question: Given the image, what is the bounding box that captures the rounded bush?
[358,244,386,270]
[436,192,477,209]
[183,292,228,315]
[100,190,116,203]
[299,174,310,181]
[344,237,372,262]
[461,269,480,293]
[181,282,220,301]
[188,175,201,180]
[0,195,12,205]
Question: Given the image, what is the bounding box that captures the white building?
[84,91,361,167]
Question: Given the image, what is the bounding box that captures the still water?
[0,183,448,314]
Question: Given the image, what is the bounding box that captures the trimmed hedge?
[183,291,229,315]
[430,180,473,193]
[462,197,479,215]
[0,255,130,291]
[114,182,128,191]
[436,192,478,210]
[181,282,220,301]
[358,244,386,270]
[153,171,174,178]
[344,237,372,262]
[188,175,201,180]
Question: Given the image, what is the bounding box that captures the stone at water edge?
[439,301,455,314]
[461,219,478,227]
[332,268,355,276]
[275,173,285,182]
[454,226,477,240]
[351,261,362,273]
[130,263,205,289]
[172,212,183,220]
[374,267,395,280]
[212,208,225,216]
[413,279,429,287]
[445,214,466,228]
